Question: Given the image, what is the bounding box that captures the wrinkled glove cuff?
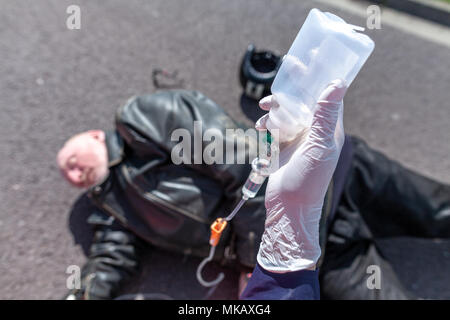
[257,204,322,273]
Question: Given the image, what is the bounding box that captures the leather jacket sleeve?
[69,211,145,300]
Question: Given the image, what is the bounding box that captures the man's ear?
[87,130,106,142]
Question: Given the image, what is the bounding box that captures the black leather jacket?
[87,90,337,268]
[88,90,268,267]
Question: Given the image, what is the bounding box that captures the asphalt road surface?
[0,0,449,299]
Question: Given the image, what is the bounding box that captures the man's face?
[57,130,109,188]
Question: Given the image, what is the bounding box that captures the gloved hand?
[254,79,347,272]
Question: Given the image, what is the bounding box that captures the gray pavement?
[0,0,449,299]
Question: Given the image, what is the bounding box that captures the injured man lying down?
[57,90,450,300]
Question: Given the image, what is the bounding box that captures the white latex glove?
[255,79,347,273]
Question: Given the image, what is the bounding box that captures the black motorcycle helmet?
[239,44,282,101]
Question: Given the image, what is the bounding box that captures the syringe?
[242,157,272,200]
[240,131,274,200]
[225,157,272,221]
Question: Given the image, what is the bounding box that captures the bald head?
[57,130,109,188]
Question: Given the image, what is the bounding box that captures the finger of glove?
[259,95,279,111]
[308,79,347,149]
[255,113,269,131]
[334,102,345,149]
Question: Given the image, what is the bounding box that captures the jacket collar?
[105,130,124,168]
